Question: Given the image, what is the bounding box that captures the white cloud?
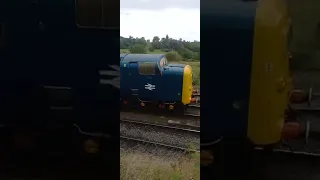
[120,0,199,10]
[120,8,200,42]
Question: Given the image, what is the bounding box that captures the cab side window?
[138,62,156,75]
[76,0,119,28]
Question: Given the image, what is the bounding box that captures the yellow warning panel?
[181,65,193,105]
[247,0,291,145]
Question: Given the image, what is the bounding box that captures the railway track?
[185,107,200,117]
[192,90,200,104]
[120,117,200,131]
[185,90,201,116]
[257,147,320,157]
[120,117,200,152]
[184,90,200,117]
[292,106,320,112]
[120,135,199,153]
[121,103,201,117]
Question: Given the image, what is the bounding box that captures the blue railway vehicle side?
[200,0,293,172]
[0,0,119,156]
[120,54,195,112]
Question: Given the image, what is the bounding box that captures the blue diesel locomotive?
[0,0,119,156]
[200,0,293,172]
[120,54,195,111]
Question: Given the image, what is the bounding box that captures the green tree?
[193,52,200,60]
[151,36,161,49]
[165,51,183,62]
[129,44,147,54]
[120,35,200,61]
[135,37,147,47]
[148,46,155,52]
[178,48,193,59]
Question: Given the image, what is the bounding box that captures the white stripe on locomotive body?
[99,64,120,76]
[100,77,120,89]
[99,64,120,89]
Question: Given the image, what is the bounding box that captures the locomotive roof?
[120,54,165,63]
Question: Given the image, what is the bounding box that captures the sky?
[120,0,200,42]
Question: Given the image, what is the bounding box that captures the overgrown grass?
[120,151,200,180]
[120,49,129,54]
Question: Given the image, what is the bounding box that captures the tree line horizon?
[120,34,200,61]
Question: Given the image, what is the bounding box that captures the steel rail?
[120,118,200,132]
[120,135,200,153]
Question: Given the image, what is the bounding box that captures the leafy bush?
[129,44,147,54]
[165,51,183,62]
[148,46,155,52]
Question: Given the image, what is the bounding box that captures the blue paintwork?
[161,64,185,102]
[201,0,257,143]
[121,54,165,63]
[0,0,119,134]
[120,54,186,103]
[168,64,186,68]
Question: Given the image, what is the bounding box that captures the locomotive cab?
[201,0,292,160]
[0,0,120,159]
[120,54,194,111]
